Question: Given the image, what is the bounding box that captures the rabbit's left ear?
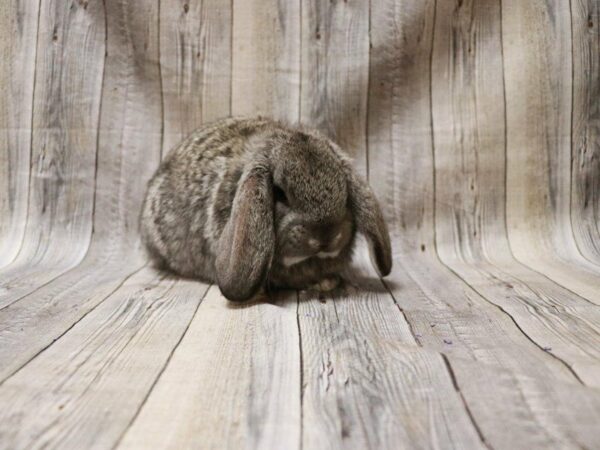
[346,169,393,277]
[215,163,274,301]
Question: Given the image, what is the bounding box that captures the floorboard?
[118,286,301,450]
[298,274,484,449]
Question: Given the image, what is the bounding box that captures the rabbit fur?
[140,117,392,301]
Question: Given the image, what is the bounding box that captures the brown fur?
[140,117,392,301]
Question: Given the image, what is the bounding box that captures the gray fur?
[140,117,392,301]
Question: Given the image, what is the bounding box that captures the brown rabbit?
[140,117,392,301]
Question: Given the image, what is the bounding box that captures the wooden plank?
[502,0,600,302]
[118,286,300,450]
[0,0,106,304]
[0,268,208,449]
[430,0,507,260]
[0,0,39,268]
[92,0,163,252]
[231,0,300,122]
[367,0,436,251]
[300,0,369,175]
[159,0,232,154]
[571,0,600,263]
[298,274,483,449]
[430,0,600,387]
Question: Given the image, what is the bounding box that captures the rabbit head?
[215,128,392,301]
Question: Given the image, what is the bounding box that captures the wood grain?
[93,0,163,253]
[571,0,600,263]
[368,0,600,447]
[300,0,369,175]
[160,0,232,154]
[386,257,600,449]
[231,0,300,122]
[367,0,436,251]
[0,0,39,268]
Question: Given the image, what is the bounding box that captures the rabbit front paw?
[311,276,340,292]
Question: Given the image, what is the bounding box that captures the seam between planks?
[229,0,234,117]
[295,290,304,450]
[482,256,600,349]
[566,0,599,269]
[365,0,371,181]
[158,0,166,159]
[429,0,438,260]
[91,0,109,237]
[111,283,212,450]
[380,277,421,346]
[0,264,147,386]
[0,258,115,312]
[297,0,302,125]
[441,354,493,450]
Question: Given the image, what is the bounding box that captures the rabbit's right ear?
[215,163,275,302]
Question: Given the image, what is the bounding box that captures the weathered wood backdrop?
[1,0,599,449]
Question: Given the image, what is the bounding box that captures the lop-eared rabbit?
[141,117,392,301]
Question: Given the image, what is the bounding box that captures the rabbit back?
[140,118,271,281]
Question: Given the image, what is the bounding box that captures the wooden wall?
[3,0,598,283]
[0,0,597,301]
[1,1,600,448]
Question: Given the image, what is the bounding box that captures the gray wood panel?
[0,0,39,268]
[571,0,600,263]
[160,0,232,154]
[0,0,106,307]
[1,1,599,449]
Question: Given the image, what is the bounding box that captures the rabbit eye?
[273,185,289,205]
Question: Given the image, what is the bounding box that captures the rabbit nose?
[308,238,321,250]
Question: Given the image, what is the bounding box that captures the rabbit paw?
[311,276,340,292]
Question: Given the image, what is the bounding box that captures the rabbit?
[140,117,392,302]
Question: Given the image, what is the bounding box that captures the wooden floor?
[1,244,599,449]
[1,0,600,448]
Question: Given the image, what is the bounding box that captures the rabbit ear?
[347,170,392,277]
[215,163,274,301]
